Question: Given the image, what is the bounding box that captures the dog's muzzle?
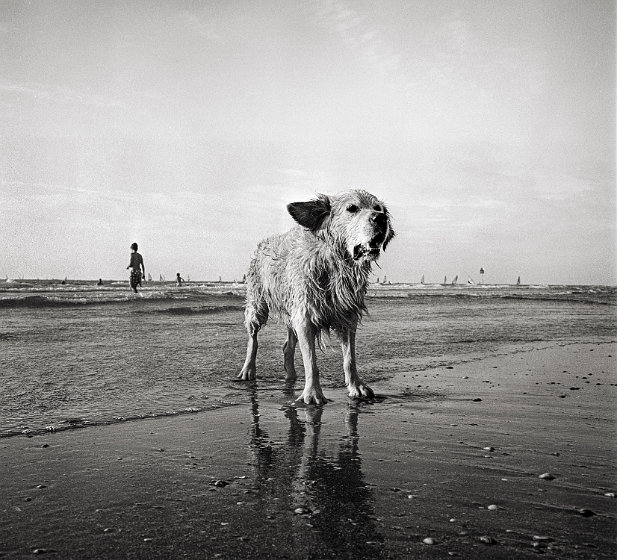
[353,220,388,261]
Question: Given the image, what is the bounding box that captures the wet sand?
[1,341,615,559]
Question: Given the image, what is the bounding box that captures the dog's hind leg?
[283,327,297,381]
[341,328,375,399]
[294,318,327,405]
[238,303,268,381]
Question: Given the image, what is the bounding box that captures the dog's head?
[288,189,394,263]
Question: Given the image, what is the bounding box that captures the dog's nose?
[371,212,387,228]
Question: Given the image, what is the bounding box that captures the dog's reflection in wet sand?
[246,388,384,556]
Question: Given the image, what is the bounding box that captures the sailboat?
[443,275,447,284]
[451,275,458,285]
[159,274,165,282]
[420,275,425,284]
[464,271,475,285]
[516,276,521,286]
[147,273,152,282]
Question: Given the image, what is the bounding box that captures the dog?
[239,189,394,404]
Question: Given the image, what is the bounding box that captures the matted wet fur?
[239,189,394,404]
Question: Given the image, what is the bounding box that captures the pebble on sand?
[577,508,596,517]
[422,537,436,545]
[538,473,556,480]
[479,536,496,545]
[294,507,312,515]
[487,504,498,510]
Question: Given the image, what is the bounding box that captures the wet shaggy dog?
[239,189,394,404]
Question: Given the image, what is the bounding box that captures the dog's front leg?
[294,318,327,405]
[341,328,375,399]
[239,325,259,380]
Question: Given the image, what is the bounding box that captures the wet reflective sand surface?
[1,342,615,559]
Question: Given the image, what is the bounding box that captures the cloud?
[309,0,401,80]
[0,82,127,109]
[178,9,224,43]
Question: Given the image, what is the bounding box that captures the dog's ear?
[287,194,331,231]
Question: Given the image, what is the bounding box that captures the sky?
[0,0,615,285]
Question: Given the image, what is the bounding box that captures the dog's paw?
[348,383,375,400]
[296,387,328,406]
[237,365,256,381]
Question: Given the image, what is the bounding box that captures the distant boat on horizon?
[517,276,521,286]
[420,275,425,284]
[451,275,458,285]
[464,271,475,285]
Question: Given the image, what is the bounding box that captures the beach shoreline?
[1,340,615,559]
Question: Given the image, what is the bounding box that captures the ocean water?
[1,280,615,437]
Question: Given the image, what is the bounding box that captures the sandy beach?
[1,340,615,559]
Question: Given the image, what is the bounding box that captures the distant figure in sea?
[127,243,146,293]
[97,278,103,286]
[176,272,184,286]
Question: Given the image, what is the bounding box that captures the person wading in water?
[127,242,146,293]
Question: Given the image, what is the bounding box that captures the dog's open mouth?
[353,231,386,261]
[353,241,382,261]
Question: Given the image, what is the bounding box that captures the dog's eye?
[373,205,382,212]
[347,204,359,213]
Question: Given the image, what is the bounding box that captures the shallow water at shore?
[1,281,615,437]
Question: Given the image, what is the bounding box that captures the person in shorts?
[127,242,145,293]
